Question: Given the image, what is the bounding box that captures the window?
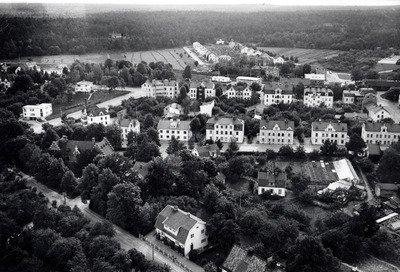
[201,229,205,234]
[191,234,194,238]
[201,238,207,243]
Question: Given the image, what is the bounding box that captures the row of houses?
[192,42,217,62]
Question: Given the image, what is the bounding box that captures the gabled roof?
[257,171,286,188]
[190,81,214,89]
[263,82,292,94]
[344,112,368,119]
[364,122,400,133]
[367,143,382,156]
[155,205,205,245]
[364,103,390,115]
[312,122,347,132]
[120,118,139,128]
[259,120,294,131]
[304,87,333,96]
[206,117,244,127]
[88,107,109,117]
[376,183,400,191]
[133,161,150,179]
[95,138,114,156]
[222,244,269,272]
[195,144,220,158]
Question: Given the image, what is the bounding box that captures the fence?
[139,234,193,272]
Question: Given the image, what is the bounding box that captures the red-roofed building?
[155,205,208,257]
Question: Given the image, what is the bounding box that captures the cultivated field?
[257,47,341,65]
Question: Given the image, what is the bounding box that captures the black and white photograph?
[0,0,400,271]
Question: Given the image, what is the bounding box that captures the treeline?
[1,9,399,59]
[0,169,170,272]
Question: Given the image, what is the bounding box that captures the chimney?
[173,206,178,212]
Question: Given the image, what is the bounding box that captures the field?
[257,47,341,65]
[3,47,195,71]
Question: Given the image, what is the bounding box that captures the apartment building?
[361,122,400,146]
[189,81,215,101]
[206,117,244,143]
[75,81,94,93]
[258,120,294,145]
[157,119,191,141]
[22,103,53,120]
[311,121,348,146]
[263,82,293,105]
[141,79,179,99]
[223,85,253,100]
[304,87,333,108]
[87,107,110,126]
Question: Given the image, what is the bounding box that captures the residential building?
[342,90,364,105]
[273,57,285,65]
[211,76,231,84]
[157,119,191,141]
[132,161,150,179]
[200,100,214,117]
[311,121,348,145]
[263,82,293,105]
[206,117,244,143]
[264,66,280,78]
[362,79,400,92]
[193,42,216,62]
[218,55,232,62]
[222,244,273,272]
[240,46,249,54]
[75,81,94,93]
[361,122,400,146]
[119,119,140,140]
[189,81,215,101]
[257,171,287,197]
[343,112,369,122]
[141,79,179,99]
[306,159,359,186]
[164,103,183,118]
[22,103,52,120]
[303,87,333,108]
[236,76,262,85]
[364,103,391,122]
[87,107,110,126]
[0,75,11,91]
[258,120,294,145]
[110,32,123,39]
[305,73,326,85]
[223,85,253,100]
[155,205,208,257]
[228,41,236,48]
[49,136,114,163]
[192,144,220,159]
[375,183,400,198]
[216,39,224,45]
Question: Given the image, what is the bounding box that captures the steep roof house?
[155,205,208,257]
[257,171,287,197]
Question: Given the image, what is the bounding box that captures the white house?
[119,119,140,140]
[87,107,110,126]
[305,73,326,84]
[257,171,287,197]
[303,87,334,108]
[311,121,348,146]
[211,76,231,84]
[216,39,224,45]
[75,81,94,93]
[240,46,249,54]
[141,79,179,99]
[164,103,183,118]
[200,100,214,117]
[273,57,285,65]
[236,76,262,85]
[206,117,244,143]
[364,103,391,122]
[258,120,294,145]
[342,90,364,105]
[217,55,232,62]
[192,143,220,159]
[157,119,191,141]
[223,85,253,100]
[155,205,208,257]
[189,81,215,100]
[361,122,400,146]
[263,82,293,105]
[22,103,52,120]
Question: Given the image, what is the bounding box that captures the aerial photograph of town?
[0,0,399,271]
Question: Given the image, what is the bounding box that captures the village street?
[21,173,204,272]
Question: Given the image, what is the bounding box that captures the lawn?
[47,89,129,120]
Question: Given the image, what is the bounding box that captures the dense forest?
[0,9,399,59]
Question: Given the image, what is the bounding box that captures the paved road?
[377,91,400,123]
[21,173,203,272]
[27,87,147,134]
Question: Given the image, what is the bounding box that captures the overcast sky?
[3,0,400,5]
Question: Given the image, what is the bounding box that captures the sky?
[2,0,400,5]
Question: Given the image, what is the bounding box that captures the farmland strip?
[168,50,185,69]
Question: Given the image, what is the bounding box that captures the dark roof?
[95,138,114,156]
[155,205,205,245]
[376,183,400,191]
[280,78,311,86]
[258,171,286,188]
[343,112,368,120]
[367,143,382,156]
[304,87,333,96]
[206,117,244,127]
[190,81,214,89]
[195,144,220,158]
[363,80,400,88]
[364,122,400,133]
[263,82,292,94]
[133,161,150,179]
[157,119,190,130]
[222,244,269,272]
[312,122,347,132]
[259,120,294,131]
[88,106,109,117]
[120,118,139,128]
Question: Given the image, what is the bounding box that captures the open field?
[257,47,341,65]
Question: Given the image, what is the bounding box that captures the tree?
[79,163,100,203]
[377,141,400,183]
[291,173,311,195]
[143,113,154,130]
[303,64,311,75]
[190,117,201,141]
[166,136,186,155]
[182,65,192,80]
[61,170,78,197]
[91,168,121,216]
[351,67,364,82]
[286,236,341,272]
[9,74,34,93]
[107,183,142,234]
[105,124,122,150]
[279,145,294,157]
[227,156,251,180]
[346,134,366,153]
[320,140,337,156]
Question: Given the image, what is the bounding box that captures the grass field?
[257,47,341,65]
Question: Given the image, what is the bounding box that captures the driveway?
[22,173,204,272]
